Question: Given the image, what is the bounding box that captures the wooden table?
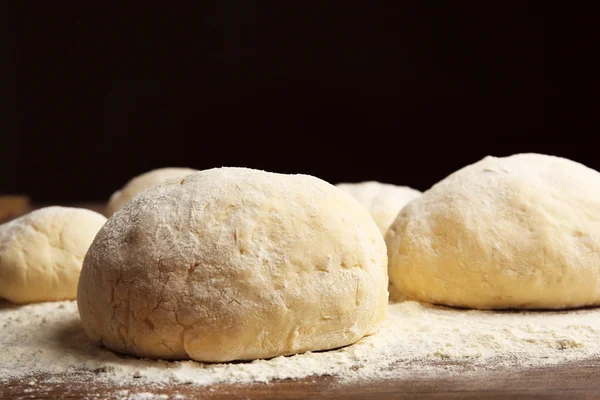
[0,200,107,224]
[2,203,600,398]
[2,359,600,399]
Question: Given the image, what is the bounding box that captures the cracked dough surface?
[78,167,388,362]
[0,207,107,304]
[106,167,197,216]
[336,181,421,235]
[386,153,600,309]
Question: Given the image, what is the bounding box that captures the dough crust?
[387,154,600,309]
[0,207,107,303]
[79,168,388,362]
[106,168,197,216]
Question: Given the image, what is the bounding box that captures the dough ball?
[386,153,600,309]
[78,167,388,362]
[106,167,197,216]
[336,181,421,235]
[0,207,107,304]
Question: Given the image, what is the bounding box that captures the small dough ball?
[106,167,197,216]
[0,207,107,304]
[336,181,421,235]
[78,167,388,362]
[386,153,600,310]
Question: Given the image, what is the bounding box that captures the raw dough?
[0,207,107,304]
[336,181,421,235]
[106,167,197,216]
[386,153,600,309]
[78,167,388,362]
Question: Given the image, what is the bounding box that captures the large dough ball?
[336,181,421,235]
[386,153,600,309]
[0,207,107,304]
[106,167,197,216]
[78,167,388,362]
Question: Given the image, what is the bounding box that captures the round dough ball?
[386,153,600,310]
[106,167,197,216]
[78,167,388,362]
[336,181,421,235]
[0,207,107,304]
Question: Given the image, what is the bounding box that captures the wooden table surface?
[2,202,600,399]
[2,359,600,399]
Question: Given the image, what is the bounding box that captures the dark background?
[4,2,598,202]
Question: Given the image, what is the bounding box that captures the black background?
[4,2,598,202]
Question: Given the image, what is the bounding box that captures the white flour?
[1,299,600,391]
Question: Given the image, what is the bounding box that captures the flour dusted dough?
[78,167,388,362]
[386,153,600,309]
[336,181,421,235]
[0,207,107,304]
[106,167,197,216]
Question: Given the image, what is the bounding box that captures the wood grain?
[0,195,31,223]
[2,359,600,399]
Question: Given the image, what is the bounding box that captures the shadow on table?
[51,316,179,373]
[0,299,21,311]
[52,316,98,357]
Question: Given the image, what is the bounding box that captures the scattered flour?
[1,299,600,390]
[119,393,168,400]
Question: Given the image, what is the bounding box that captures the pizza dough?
[0,207,107,304]
[106,167,197,216]
[78,167,388,362]
[336,181,421,235]
[386,153,600,309]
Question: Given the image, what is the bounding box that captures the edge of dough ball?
[386,153,600,310]
[79,167,388,362]
[0,206,107,304]
[106,167,197,216]
[336,181,421,235]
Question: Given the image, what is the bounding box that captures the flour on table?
[116,392,169,400]
[1,300,600,388]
